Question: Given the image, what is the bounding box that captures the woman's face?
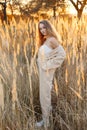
[39,23,48,36]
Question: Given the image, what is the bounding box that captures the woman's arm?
[42,45,66,70]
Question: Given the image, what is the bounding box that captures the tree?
[0,0,66,21]
[0,0,11,22]
[70,0,87,19]
[42,0,66,17]
[11,0,65,17]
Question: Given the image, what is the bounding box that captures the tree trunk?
[77,9,83,19]
[4,4,7,22]
[2,2,7,22]
[53,6,56,17]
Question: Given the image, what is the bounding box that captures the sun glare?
[21,0,32,4]
[68,7,77,15]
[67,0,77,15]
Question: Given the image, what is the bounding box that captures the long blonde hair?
[38,19,62,47]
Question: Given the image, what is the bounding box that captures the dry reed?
[0,15,86,130]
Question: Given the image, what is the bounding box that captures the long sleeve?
[41,45,66,70]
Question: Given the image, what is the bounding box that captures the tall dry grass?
[0,15,87,130]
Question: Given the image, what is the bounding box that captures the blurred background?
[0,0,87,130]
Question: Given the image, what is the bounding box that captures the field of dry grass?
[0,15,87,130]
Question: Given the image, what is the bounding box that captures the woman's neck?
[44,35,50,40]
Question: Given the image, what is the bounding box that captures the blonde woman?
[36,20,66,129]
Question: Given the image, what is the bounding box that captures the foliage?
[0,0,66,20]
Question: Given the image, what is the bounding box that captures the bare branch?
[70,0,87,19]
[70,0,78,10]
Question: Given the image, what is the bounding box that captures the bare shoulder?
[48,37,59,49]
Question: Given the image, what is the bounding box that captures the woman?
[36,20,66,129]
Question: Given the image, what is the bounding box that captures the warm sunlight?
[67,0,77,15]
[20,0,32,4]
[68,7,77,15]
[67,0,87,15]
[0,1,87,130]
